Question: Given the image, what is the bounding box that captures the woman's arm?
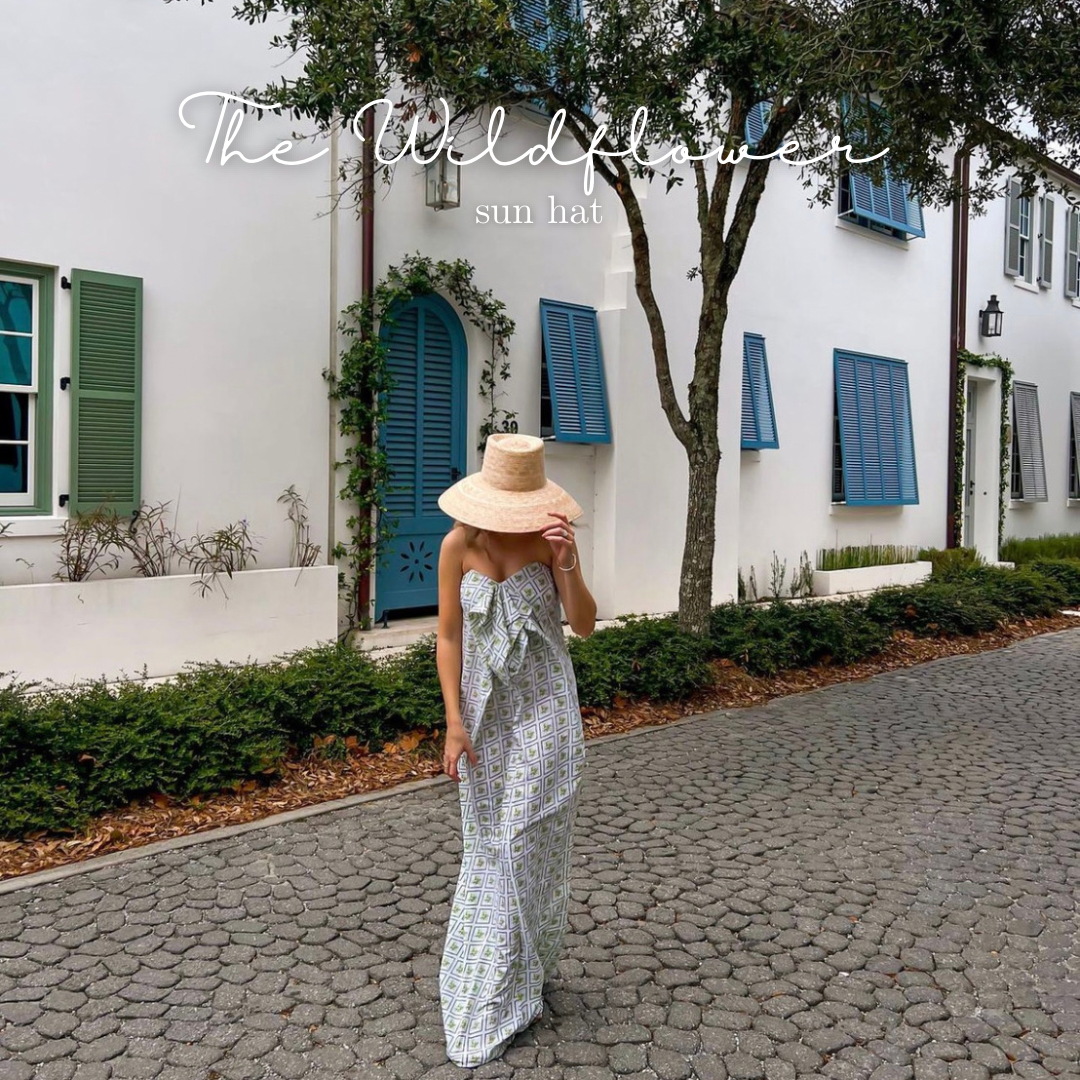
[543,512,597,638]
[553,555,597,638]
[436,526,477,781]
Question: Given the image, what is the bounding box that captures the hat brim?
[438,474,584,534]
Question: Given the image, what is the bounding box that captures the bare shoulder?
[440,524,468,566]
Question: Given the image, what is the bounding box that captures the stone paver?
[2,630,1080,1078]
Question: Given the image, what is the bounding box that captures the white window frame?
[1017,193,1034,283]
[0,273,40,509]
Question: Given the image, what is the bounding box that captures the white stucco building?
[1,1,1077,683]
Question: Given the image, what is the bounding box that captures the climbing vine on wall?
[954,348,1014,549]
[325,252,516,630]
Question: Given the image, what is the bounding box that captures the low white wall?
[812,560,932,596]
[0,566,339,687]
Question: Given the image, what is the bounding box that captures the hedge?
[1,562,1074,839]
[1000,533,1080,564]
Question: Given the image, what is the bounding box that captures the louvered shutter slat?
[834,350,917,506]
[1013,382,1048,501]
[745,102,770,150]
[1039,196,1054,287]
[1005,178,1023,277]
[835,353,865,502]
[383,308,420,516]
[741,350,758,446]
[1066,209,1080,299]
[740,333,778,449]
[419,316,455,515]
[512,0,553,52]
[70,271,142,515]
[540,300,611,444]
[841,98,924,238]
[891,361,918,502]
[1071,393,1080,494]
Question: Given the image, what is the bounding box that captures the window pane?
[0,334,32,385]
[0,280,33,335]
[0,392,29,495]
[0,392,28,441]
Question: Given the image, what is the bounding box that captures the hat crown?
[481,434,547,493]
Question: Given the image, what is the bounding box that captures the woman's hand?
[443,725,478,782]
[542,511,577,569]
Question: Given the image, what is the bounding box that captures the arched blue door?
[376,294,467,621]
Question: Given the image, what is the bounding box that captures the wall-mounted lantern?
[979,294,1003,338]
[425,150,460,211]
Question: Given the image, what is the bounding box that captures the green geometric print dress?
[439,560,585,1068]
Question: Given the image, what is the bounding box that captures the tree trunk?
[677,444,722,636]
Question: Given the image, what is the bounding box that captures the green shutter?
[70,269,142,515]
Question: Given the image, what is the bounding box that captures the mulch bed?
[1,614,1075,882]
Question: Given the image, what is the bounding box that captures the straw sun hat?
[438,434,583,534]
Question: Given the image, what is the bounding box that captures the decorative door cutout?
[375,294,467,621]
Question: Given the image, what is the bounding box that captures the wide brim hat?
[437,433,583,534]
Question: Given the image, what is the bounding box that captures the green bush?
[0,674,285,837]
[568,616,713,706]
[252,643,388,750]
[865,581,1004,637]
[919,546,985,581]
[1027,559,1080,606]
[1000,533,1080,564]
[3,558,1074,840]
[376,637,445,733]
[959,565,1067,617]
[708,599,890,676]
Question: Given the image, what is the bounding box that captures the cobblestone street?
[2,629,1079,1080]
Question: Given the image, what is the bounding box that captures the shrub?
[0,674,286,838]
[1028,559,1080,606]
[959,565,1067,617]
[568,616,714,706]
[709,600,889,676]
[252,643,391,751]
[919,546,985,581]
[864,582,1004,637]
[1000,533,1080,564]
[376,637,445,733]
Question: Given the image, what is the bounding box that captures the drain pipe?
[356,93,376,626]
[327,121,340,570]
[946,150,970,549]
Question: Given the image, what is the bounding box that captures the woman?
[434,433,597,1068]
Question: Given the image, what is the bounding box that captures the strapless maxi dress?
[439,561,585,1067]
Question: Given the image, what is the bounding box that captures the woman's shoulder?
[441,523,469,562]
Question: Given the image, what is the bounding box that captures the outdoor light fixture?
[424,150,460,211]
[979,294,1003,338]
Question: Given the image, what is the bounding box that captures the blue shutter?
[840,98,925,239]
[540,299,611,443]
[512,0,551,52]
[740,333,778,449]
[382,306,420,517]
[744,101,771,150]
[834,350,918,506]
[512,0,590,116]
[419,313,455,516]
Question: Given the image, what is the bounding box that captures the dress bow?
[463,576,543,683]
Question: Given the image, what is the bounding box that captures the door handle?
[450,467,462,481]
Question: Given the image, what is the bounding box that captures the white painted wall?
[0,1,334,588]
[965,163,1080,542]
[718,160,953,594]
[6,0,1075,673]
